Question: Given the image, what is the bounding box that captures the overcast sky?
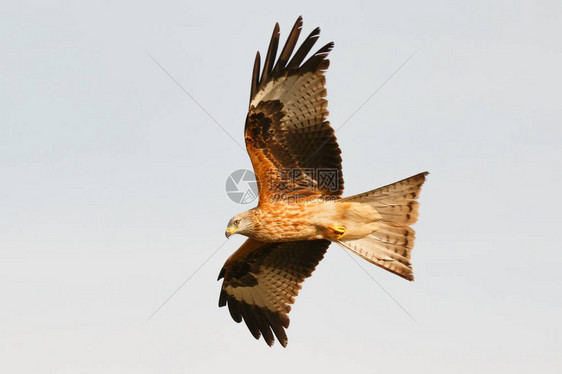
[1,1,561,373]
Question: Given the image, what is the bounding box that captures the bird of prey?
[218,17,428,347]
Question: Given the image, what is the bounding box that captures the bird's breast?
[251,202,326,242]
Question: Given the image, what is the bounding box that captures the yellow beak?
[225,227,237,238]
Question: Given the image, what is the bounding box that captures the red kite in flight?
[218,17,428,347]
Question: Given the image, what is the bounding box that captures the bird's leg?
[328,225,347,240]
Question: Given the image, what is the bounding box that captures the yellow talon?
[331,225,347,240]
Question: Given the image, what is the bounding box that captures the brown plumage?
[218,17,428,347]
[218,239,329,347]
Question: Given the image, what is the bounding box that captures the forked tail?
[336,172,428,281]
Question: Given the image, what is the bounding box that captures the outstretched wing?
[217,238,329,347]
[245,17,344,204]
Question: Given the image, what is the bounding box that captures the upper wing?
[217,238,329,347]
[245,17,344,204]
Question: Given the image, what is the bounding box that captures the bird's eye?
[233,219,240,226]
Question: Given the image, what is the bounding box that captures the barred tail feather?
[337,172,428,281]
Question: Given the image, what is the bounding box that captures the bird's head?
[225,210,255,238]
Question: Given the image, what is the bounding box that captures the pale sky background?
[1,1,561,373]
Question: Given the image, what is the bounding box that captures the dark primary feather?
[260,23,279,86]
[250,51,261,101]
[286,27,321,70]
[272,16,303,75]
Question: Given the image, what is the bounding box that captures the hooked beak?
[225,227,236,238]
